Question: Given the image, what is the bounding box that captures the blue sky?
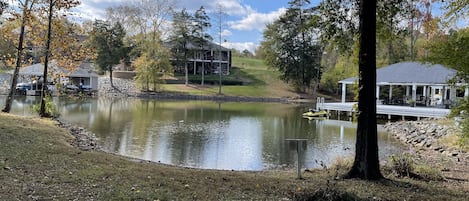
[75,0,320,53]
[74,1,459,53]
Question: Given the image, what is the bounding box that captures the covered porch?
[338,62,467,108]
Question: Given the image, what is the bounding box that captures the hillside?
[161,57,309,99]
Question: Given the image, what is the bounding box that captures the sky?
[74,0,320,53]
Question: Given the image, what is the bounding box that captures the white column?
[389,85,393,103]
[193,61,197,75]
[423,86,426,98]
[465,85,469,97]
[412,83,417,101]
[431,87,436,106]
[341,83,346,103]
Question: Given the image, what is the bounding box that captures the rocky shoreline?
[56,120,100,151]
[383,120,467,159]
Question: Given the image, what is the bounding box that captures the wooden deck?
[317,102,450,119]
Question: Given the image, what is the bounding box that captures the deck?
[317,102,450,119]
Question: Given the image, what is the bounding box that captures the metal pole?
[296,141,302,179]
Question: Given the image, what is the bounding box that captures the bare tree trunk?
[184,62,188,86]
[2,0,30,113]
[110,67,114,87]
[345,0,383,180]
[40,0,54,117]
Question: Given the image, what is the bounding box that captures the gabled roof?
[13,61,98,78]
[339,62,457,85]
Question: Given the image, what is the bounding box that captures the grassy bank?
[0,113,467,200]
[161,57,302,99]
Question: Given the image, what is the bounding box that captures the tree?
[345,0,383,180]
[241,49,253,58]
[134,36,172,92]
[106,0,176,38]
[37,0,79,117]
[0,0,7,16]
[193,6,212,86]
[168,8,193,86]
[425,28,469,142]
[2,0,35,113]
[90,21,128,87]
[443,0,469,22]
[261,0,323,94]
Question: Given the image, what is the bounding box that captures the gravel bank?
[56,119,100,151]
[383,120,467,159]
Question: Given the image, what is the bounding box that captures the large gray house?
[168,41,232,76]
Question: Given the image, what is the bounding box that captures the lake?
[1,95,403,170]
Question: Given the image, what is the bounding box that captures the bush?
[414,164,444,181]
[31,94,60,118]
[389,153,414,177]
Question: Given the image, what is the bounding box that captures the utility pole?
[217,4,223,95]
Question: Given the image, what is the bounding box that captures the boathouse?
[15,61,99,95]
[338,62,466,107]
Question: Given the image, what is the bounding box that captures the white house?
[338,62,466,107]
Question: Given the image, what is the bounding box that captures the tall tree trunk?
[185,62,188,86]
[110,67,114,87]
[40,0,54,117]
[345,0,383,180]
[2,0,30,113]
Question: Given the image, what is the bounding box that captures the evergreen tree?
[193,6,212,86]
[90,21,128,87]
[168,9,193,86]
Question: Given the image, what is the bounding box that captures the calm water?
[1,96,402,170]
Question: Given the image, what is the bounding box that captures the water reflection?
[2,96,403,171]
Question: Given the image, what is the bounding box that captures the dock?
[317,101,450,119]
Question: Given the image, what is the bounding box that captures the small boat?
[302,109,328,117]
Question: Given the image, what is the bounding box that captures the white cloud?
[222,41,258,54]
[228,8,286,32]
[221,29,232,37]
[207,0,254,16]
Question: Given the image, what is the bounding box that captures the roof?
[165,40,231,52]
[339,62,457,85]
[13,62,99,78]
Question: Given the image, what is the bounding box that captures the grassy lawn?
[1,113,467,200]
[161,57,300,98]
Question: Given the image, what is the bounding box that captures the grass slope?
[161,57,300,98]
[1,113,467,200]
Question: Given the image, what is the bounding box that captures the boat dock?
[316,101,450,119]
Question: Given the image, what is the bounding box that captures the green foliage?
[443,0,469,22]
[426,28,469,146]
[261,0,322,93]
[89,21,128,76]
[320,53,358,93]
[168,9,193,73]
[31,94,59,118]
[425,28,469,83]
[133,38,172,92]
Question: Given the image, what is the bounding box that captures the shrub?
[389,153,414,177]
[31,94,60,118]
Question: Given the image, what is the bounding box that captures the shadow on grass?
[292,177,465,201]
